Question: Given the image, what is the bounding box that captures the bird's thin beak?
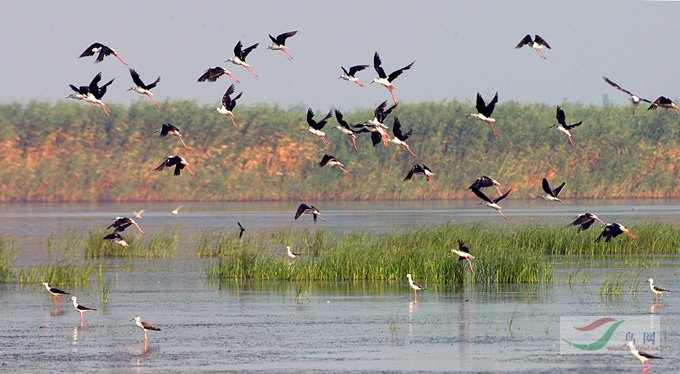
[130,318,135,321]
[126,88,133,91]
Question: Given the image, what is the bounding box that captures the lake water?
[0,200,679,372]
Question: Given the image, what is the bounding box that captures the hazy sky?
[1,1,679,111]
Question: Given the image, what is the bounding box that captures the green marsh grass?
[19,261,95,288]
[85,229,177,258]
[0,235,16,282]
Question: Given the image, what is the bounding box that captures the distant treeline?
[1,100,678,202]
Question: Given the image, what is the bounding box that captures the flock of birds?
[49,32,676,370]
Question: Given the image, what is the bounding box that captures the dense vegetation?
[1,100,678,202]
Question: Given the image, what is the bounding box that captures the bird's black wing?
[475,93,486,114]
[268,34,278,44]
[534,35,551,49]
[387,61,414,82]
[334,109,350,128]
[318,110,333,127]
[482,92,498,117]
[319,154,333,167]
[370,132,381,146]
[494,189,511,203]
[515,35,532,49]
[198,67,224,82]
[79,42,103,57]
[542,178,553,196]
[556,106,567,126]
[222,84,236,107]
[602,77,634,97]
[306,108,315,127]
[403,165,417,181]
[95,45,114,63]
[579,219,597,232]
[348,64,369,76]
[153,158,169,172]
[638,351,662,359]
[373,52,386,78]
[564,121,582,130]
[470,187,493,204]
[227,92,242,110]
[234,41,244,59]
[95,78,114,99]
[458,240,470,255]
[341,66,350,76]
[295,204,310,220]
[241,43,259,59]
[393,117,411,140]
[89,72,103,92]
[129,69,145,88]
[553,182,566,197]
[146,76,161,90]
[275,30,297,44]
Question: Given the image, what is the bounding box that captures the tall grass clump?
[19,261,95,288]
[84,229,176,258]
[0,235,17,282]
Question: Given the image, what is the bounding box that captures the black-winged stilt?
[237,221,245,239]
[171,205,183,215]
[79,42,128,65]
[372,52,414,105]
[339,64,370,87]
[153,155,194,176]
[515,35,551,59]
[356,101,397,147]
[319,154,349,173]
[286,245,302,259]
[404,164,439,191]
[333,109,361,152]
[469,176,503,196]
[41,282,70,303]
[568,213,606,232]
[540,178,566,203]
[127,69,161,108]
[388,117,417,157]
[627,341,661,374]
[647,278,668,302]
[595,223,637,242]
[406,273,425,299]
[267,31,297,60]
[133,210,145,220]
[71,296,96,321]
[648,96,680,116]
[103,232,129,255]
[305,108,334,148]
[216,84,242,128]
[227,41,259,79]
[156,123,190,150]
[107,217,144,234]
[294,203,326,223]
[469,92,499,137]
[197,67,240,84]
[67,72,114,116]
[552,106,582,149]
[451,240,475,274]
[603,77,651,110]
[470,187,511,221]
[132,315,161,340]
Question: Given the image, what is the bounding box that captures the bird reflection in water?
[50,306,66,316]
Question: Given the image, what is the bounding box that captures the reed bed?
[18,261,95,288]
[84,229,177,258]
[0,235,16,282]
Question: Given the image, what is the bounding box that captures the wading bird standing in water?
[372,52,414,105]
[539,178,567,203]
[132,315,161,341]
[568,213,605,232]
[41,282,69,303]
[107,217,145,234]
[304,108,334,148]
[156,123,190,149]
[197,67,240,84]
[227,41,259,79]
[515,34,551,59]
[333,109,361,152]
[319,154,349,173]
[339,64,370,87]
[595,223,637,242]
[404,164,440,191]
[602,77,651,111]
[71,296,96,322]
[470,187,511,221]
[267,30,297,60]
[627,341,661,374]
[469,92,499,137]
[153,155,195,176]
[451,240,475,274]
[127,69,161,108]
[79,42,128,65]
[647,278,668,303]
[406,273,425,300]
[294,203,326,223]
[216,84,242,128]
[552,106,582,149]
[469,176,503,196]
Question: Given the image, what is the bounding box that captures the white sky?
[1,1,679,111]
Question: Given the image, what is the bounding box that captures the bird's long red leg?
[175,135,190,150]
[387,87,398,106]
[567,135,576,149]
[246,66,259,79]
[535,48,546,59]
[405,145,417,158]
[467,258,474,274]
[121,247,126,256]
[146,94,159,109]
[497,209,509,221]
[227,73,241,84]
[494,186,503,196]
[354,81,364,87]
[350,136,359,152]
[673,107,680,116]
[282,50,294,61]
[426,176,440,192]
[381,131,390,147]
[228,114,238,128]
[185,165,195,176]
[114,53,129,66]
[133,223,145,235]
[100,103,111,116]
[89,102,99,108]
[320,135,332,148]
[485,121,499,137]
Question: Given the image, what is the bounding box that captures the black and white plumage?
[339,64,370,87]
[387,118,417,157]
[372,52,414,105]
[107,217,144,234]
[132,315,161,340]
[227,41,259,79]
[153,155,194,176]
[647,278,668,302]
[127,69,161,108]
[469,92,500,137]
[355,101,397,147]
[103,232,129,255]
[648,96,680,116]
[602,77,651,109]
[540,178,566,203]
[216,84,243,128]
[627,341,661,373]
[286,245,301,259]
[237,221,245,239]
[197,67,240,84]
[470,187,511,221]
[595,223,637,242]
[156,123,190,150]
[67,72,114,116]
[267,31,297,60]
[319,154,349,173]
[406,273,425,299]
[334,109,361,152]
[294,203,326,223]
[469,176,503,196]
[451,240,475,274]
[404,164,439,191]
[71,296,96,321]
[553,106,582,149]
[79,42,128,65]
[41,282,69,302]
[569,213,605,232]
[305,108,334,148]
[515,35,551,59]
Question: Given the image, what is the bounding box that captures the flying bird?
[267,30,297,60]
[355,101,397,147]
[131,315,161,341]
[539,178,566,203]
[339,64,370,87]
[71,296,96,321]
[626,341,661,374]
[552,106,582,149]
[387,117,417,157]
[595,223,637,242]
[216,84,243,128]
[469,92,500,137]
[153,155,194,176]
[333,109,361,152]
[404,164,440,191]
[372,52,414,105]
[67,72,114,115]
[602,77,651,110]
[319,154,349,173]
[79,42,128,65]
[304,108,334,148]
[406,273,425,299]
[568,213,606,232]
[156,123,190,150]
[103,232,129,255]
[107,217,144,234]
[470,187,511,221]
[515,35,551,59]
[237,221,245,239]
[647,278,668,303]
[133,210,145,219]
[171,205,183,215]
[197,67,240,84]
[648,96,680,116]
[227,41,259,79]
[451,240,475,274]
[41,282,69,303]
[469,176,503,196]
[127,69,161,108]
[294,203,326,223]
